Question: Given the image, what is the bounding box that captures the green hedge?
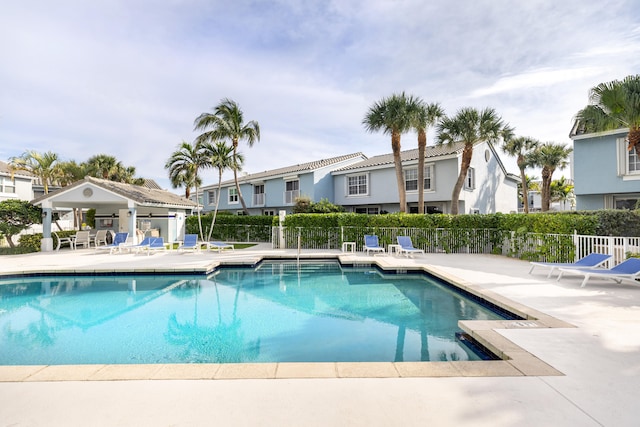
[186,214,274,241]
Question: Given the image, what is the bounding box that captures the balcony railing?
[284,190,299,204]
[253,193,265,206]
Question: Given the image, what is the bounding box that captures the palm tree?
[363,92,421,213]
[194,98,260,215]
[412,102,445,214]
[528,142,572,212]
[201,141,241,241]
[9,150,60,194]
[436,107,510,215]
[576,74,640,151]
[550,176,575,210]
[165,141,211,240]
[502,136,540,213]
[84,154,119,180]
[57,160,87,228]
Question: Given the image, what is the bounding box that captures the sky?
[2,0,640,192]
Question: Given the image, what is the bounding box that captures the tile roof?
[32,176,197,208]
[210,152,367,187]
[333,142,466,172]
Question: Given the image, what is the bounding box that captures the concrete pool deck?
[0,245,639,426]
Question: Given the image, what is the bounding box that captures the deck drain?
[510,321,539,328]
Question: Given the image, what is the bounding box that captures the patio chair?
[529,253,612,278]
[178,234,200,253]
[94,229,110,247]
[74,230,92,249]
[557,257,640,287]
[208,241,235,253]
[95,232,129,254]
[146,237,167,256]
[363,235,385,255]
[396,236,424,257]
[53,231,75,251]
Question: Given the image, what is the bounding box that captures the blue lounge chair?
[529,253,612,278]
[132,237,167,256]
[557,257,640,287]
[363,235,385,255]
[208,241,235,253]
[130,237,154,254]
[95,232,129,254]
[178,234,200,253]
[397,236,424,257]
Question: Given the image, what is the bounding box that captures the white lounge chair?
[529,253,612,278]
[557,257,640,287]
[396,236,424,257]
[95,232,129,254]
[208,241,235,253]
[363,235,385,255]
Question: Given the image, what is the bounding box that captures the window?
[228,187,239,204]
[253,184,265,206]
[464,168,475,190]
[347,174,368,195]
[207,190,217,205]
[404,166,434,191]
[354,207,380,214]
[614,195,640,210]
[263,210,276,216]
[0,177,15,193]
[616,137,640,179]
[284,180,299,204]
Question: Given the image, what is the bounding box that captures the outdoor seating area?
[528,253,612,278]
[556,257,640,287]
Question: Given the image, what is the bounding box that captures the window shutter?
[616,137,626,176]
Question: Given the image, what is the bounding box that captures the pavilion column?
[128,206,138,244]
[41,206,53,252]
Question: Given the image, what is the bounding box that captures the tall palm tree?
[84,154,119,180]
[576,74,640,151]
[165,141,211,240]
[9,150,60,194]
[201,141,241,241]
[528,142,572,212]
[412,101,444,213]
[363,92,421,213]
[502,136,540,213]
[436,107,510,215]
[194,98,260,215]
[550,176,575,210]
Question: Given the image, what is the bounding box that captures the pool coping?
[0,252,573,381]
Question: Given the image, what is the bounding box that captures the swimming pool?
[0,261,513,365]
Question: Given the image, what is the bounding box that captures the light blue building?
[199,153,368,215]
[200,143,520,215]
[332,141,519,214]
[570,126,640,210]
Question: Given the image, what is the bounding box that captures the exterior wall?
[573,129,640,210]
[0,174,33,201]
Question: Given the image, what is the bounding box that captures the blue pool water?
[0,261,509,365]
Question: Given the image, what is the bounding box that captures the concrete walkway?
[0,246,638,426]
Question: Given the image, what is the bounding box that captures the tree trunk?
[450,144,474,215]
[207,171,223,241]
[232,143,249,215]
[540,166,554,212]
[519,154,529,214]
[392,131,406,213]
[417,129,426,214]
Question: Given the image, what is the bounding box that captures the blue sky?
[2,0,640,191]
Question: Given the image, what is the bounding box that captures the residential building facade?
[0,161,34,202]
[199,153,368,215]
[332,141,519,214]
[569,127,640,210]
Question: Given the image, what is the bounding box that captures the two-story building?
[569,126,640,210]
[201,143,520,215]
[0,161,35,202]
[332,141,519,214]
[199,153,368,215]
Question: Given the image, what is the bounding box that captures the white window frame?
[617,137,640,180]
[253,184,265,206]
[347,173,368,196]
[284,180,300,204]
[404,165,434,192]
[228,187,239,204]
[0,177,16,194]
[464,167,475,190]
[207,190,217,205]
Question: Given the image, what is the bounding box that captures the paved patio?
[0,245,638,426]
